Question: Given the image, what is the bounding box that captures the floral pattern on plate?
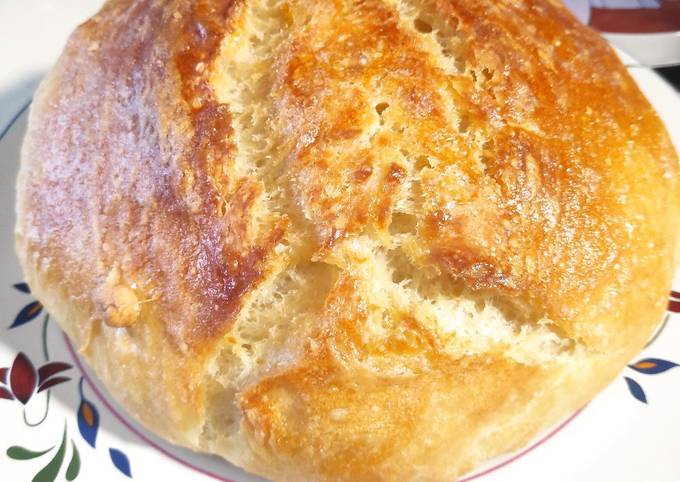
[2,282,132,481]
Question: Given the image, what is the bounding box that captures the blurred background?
[563,0,680,88]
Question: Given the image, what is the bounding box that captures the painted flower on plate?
[0,352,71,405]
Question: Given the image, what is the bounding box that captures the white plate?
[604,31,680,68]
[1,2,680,482]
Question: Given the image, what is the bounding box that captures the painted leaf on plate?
[624,377,647,404]
[13,282,31,294]
[10,300,43,328]
[0,386,13,400]
[37,362,72,386]
[65,441,81,481]
[668,299,680,313]
[77,379,100,448]
[6,445,53,460]
[34,426,67,482]
[38,376,71,393]
[667,291,680,312]
[109,448,132,478]
[629,358,679,375]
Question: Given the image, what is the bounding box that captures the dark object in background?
[656,66,680,91]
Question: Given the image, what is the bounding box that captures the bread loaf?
[15,0,680,480]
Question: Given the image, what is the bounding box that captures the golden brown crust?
[239,274,545,480]
[15,0,680,480]
[16,0,280,440]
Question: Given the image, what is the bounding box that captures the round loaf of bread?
[15,0,680,480]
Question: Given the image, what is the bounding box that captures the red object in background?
[590,0,680,33]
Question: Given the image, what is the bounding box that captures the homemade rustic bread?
[16,0,680,480]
